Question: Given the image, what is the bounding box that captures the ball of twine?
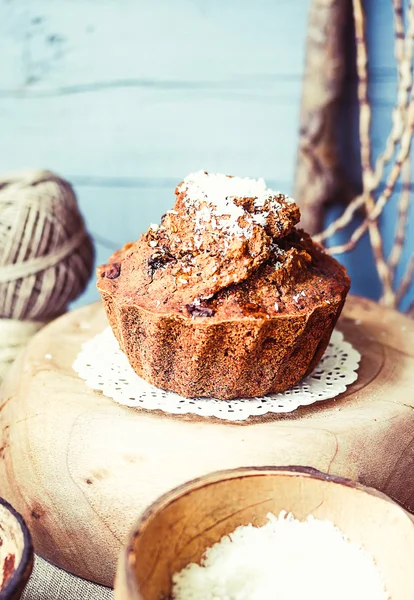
[0,169,95,385]
[0,168,94,320]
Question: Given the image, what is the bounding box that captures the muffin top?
[97,172,349,319]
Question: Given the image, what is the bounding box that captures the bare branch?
[308,0,414,308]
[314,194,365,243]
[396,254,414,303]
[325,96,414,255]
[369,0,414,186]
[353,0,394,305]
[388,160,411,278]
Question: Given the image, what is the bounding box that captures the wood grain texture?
[115,467,414,600]
[0,295,413,587]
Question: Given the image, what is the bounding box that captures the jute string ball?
[0,168,95,383]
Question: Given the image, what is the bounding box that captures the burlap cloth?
[22,555,113,600]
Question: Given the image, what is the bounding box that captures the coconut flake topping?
[178,171,294,240]
[179,171,291,208]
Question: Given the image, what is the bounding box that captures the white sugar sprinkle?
[178,171,293,240]
[252,212,268,227]
[149,240,158,247]
[45,354,52,359]
[180,171,288,206]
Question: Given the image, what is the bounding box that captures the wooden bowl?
[0,498,33,600]
[115,466,414,600]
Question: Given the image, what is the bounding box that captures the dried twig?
[301,0,414,312]
[387,1,414,291]
[370,0,414,187]
[314,194,365,243]
[318,1,414,248]
[388,160,411,279]
[396,254,414,303]
[325,96,414,256]
[353,0,394,305]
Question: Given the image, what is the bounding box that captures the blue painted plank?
[0,0,310,89]
[0,86,303,181]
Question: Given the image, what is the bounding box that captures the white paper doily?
[72,328,361,421]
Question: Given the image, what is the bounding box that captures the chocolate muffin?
[97,172,350,400]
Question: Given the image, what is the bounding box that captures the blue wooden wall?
[0,0,412,310]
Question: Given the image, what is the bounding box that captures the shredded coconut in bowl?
[171,512,389,600]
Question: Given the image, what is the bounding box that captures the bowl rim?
[0,497,33,600]
[117,465,413,599]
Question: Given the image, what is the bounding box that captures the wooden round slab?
[0,295,413,587]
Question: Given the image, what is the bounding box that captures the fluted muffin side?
[98,288,347,399]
